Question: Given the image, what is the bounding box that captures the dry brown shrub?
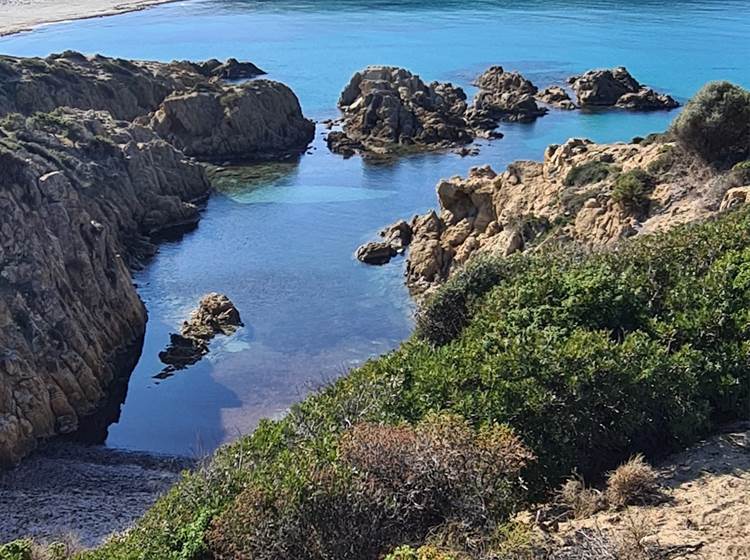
[605,455,659,509]
[556,477,606,519]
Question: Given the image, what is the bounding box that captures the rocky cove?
[0,0,749,551]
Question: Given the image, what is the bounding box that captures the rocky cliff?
[0,51,313,161]
[0,108,211,465]
[0,51,317,464]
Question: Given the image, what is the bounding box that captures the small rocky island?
[330,65,679,159]
[157,293,243,378]
[0,51,314,466]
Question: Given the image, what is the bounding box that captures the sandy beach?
[0,0,182,36]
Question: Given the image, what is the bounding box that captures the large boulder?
[0,109,211,465]
[468,66,548,127]
[356,220,413,265]
[329,66,474,156]
[569,67,678,110]
[149,80,315,162]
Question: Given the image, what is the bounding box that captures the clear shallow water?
[1,0,749,456]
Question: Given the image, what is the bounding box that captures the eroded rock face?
[149,80,315,162]
[157,293,242,377]
[0,52,312,161]
[569,67,679,110]
[401,138,723,294]
[328,66,474,156]
[468,66,548,126]
[0,109,211,465]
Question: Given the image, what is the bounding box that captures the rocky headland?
[0,52,314,465]
[359,136,748,293]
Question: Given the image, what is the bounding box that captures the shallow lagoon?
[1,0,748,456]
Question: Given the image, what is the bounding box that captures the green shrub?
[563,161,613,187]
[611,168,654,211]
[0,540,32,560]
[670,81,750,167]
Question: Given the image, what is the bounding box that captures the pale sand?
[557,422,750,559]
[0,0,183,37]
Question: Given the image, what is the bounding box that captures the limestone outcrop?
[157,293,242,377]
[0,109,211,465]
[468,66,548,126]
[568,67,679,110]
[0,51,313,161]
[328,66,474,156]
[393,138,731,294]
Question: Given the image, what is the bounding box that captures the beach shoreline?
[0,0,184,37]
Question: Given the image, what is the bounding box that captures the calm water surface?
[1,0,748,455]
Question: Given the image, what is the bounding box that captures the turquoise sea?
[1,0,748,456]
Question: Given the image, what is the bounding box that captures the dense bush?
[563,160,613,187]
[670,81,750,167]
[206,414,532,560]
[79,207,750,560]
[611,168,654,212]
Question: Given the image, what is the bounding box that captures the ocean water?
[1,0,748,456]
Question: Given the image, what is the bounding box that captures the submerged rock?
[569,67,678,110]
[157,294,242,377]
[468,66,548,127]
[0,109,211,466]
[329,66,475,156]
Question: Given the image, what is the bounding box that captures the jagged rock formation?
[0,51,313,161]
[0,109,211,465]
[355,220,413,265]
[157,293,242,378]
[467,66,548,126]
[327,66,475,156]
[569,67,679,110]
[375,137,743,294]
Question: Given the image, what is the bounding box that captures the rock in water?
[157,294,242,377]
[329,66,475,156]
[468,66,548,128]
[568,67,679,110]
[356,220,414,265]
[0,109,211,466]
